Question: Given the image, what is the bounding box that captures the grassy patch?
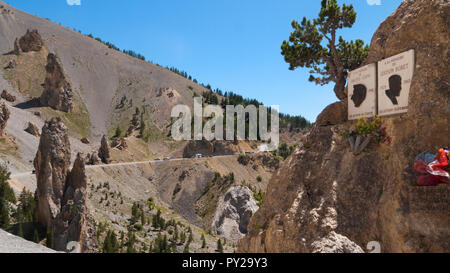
[0,137,20,158]
[40,90,91,138]
[0,49,48,98]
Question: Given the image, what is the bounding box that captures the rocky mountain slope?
[0,0,211,138]
[238,0,449,253]
[0,0,292,253]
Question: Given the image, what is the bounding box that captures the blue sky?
[5,0,401,121]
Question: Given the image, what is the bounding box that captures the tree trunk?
[334,76,347,101]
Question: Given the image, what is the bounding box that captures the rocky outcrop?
[53,153,97,252]
[13,38,20,55]
[80,137,90,144]
[34,117,71,229]
[213,186,259,243]
[1,90,16,102]
[315,101,347,126]
[98,135,111,164]
[34,118,97,252]
[213,141,240,155]
[18,29,43,52]
[0,99,10,137]
[183,139,214,158]
[239,0,450,253]
[87,152,100,166]
[183,139,239,158]
[111,137,128,150]
[40,53,73,112]
[24,122,40,137]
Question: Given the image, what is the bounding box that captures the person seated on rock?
[385,74,402,105]
[416,148,450,186]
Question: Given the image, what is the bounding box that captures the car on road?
[169,156,176,160]
[195,154,203,158]
[155,158,161,161]
[163,157,170,161]
[31,170,36,174]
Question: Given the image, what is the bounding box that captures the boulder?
[1,90,16,102]
[183,139,239,158]
[88,152,100,166]
[24,122,40,137]
[80,138,90,144]
[13,38,20,55]
[40,53,73,113]
[315,101,347,126]
[213,186,259,243]
[111,137,127,150]
[98,135,111,164]
[183,139,214,158]
[18,29,43,52]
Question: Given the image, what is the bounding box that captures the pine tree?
[217,239,223,253]
[126,230,136,253]
[201,234,206,248]
[33,229,40,243]
[280,0,368,100]
[188,231,193,243]
[113,125,122,139]
[173,225,179,243]
[103,230,119,253]
[46,230,54,249]
[141,209,145,226]
[139,113,146,136]
[180,232,186,244]
[0,164,15,229]
[131,202,139,225]
[170,240,177,253]
[18,223,24,238]
[183,241,190,253]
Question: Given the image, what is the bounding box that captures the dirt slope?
[0,0,210,140]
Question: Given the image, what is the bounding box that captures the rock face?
[87,152,100,166]
[0,99,10,137]
[183,139,240,158]
[34,118,97,252]
[1,90,16,102]
[53,153,97,252]
[18,29,43,52]
[98,135,111,164]
[34,118,71,230]
[213,186,259,243]
[13,38,20,55]
[24,122,40,137]
[238,0,449,253]
[111,137,128,150]
[40,53,73,112]
[315,101,347,126]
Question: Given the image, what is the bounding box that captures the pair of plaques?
[348,49,414,120]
